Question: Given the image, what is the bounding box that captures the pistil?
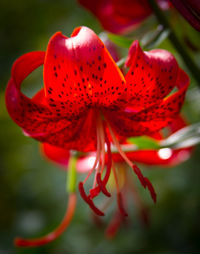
[15,193,77,247]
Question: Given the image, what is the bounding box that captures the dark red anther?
[132,165,156,203]
[97,173,111,197]
[105,213,122,239]
[144,177,157,203]
[79,182,105,216]
[140,207,150,227]
[79,182,90,204]
[117,192,128,217]
[132,165,146,188]
[89,186,101,199]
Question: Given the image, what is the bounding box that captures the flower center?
[79,112,156,217]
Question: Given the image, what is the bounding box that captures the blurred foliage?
[0,0,200,254]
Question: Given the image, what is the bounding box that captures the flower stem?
[116,57,126,68]
[148,0,200,86]
[67,156,77,193]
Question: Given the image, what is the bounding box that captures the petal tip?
[125,40,140,67]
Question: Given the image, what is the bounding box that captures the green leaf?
[107,33,133,48]
[128,136,160,149]
[116,57,126,68]
[160,122,200,148]
[141,26,170,49]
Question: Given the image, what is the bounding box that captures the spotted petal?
[105,68,189,138]
[6,51,96,151]
[125,41,179,111]
[5,51,69,136]
[44,26,126,118]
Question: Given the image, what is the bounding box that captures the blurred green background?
[0,0,200,253]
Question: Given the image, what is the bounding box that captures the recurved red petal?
[36,109,97,152]
[105,65,189,138]
[44,26,126,117]
[112,148,191,166]
[5,51,68,136]
[125,41,179,111]
[105,110,171,137]
[6,51,96,151]
[40,143,70,168]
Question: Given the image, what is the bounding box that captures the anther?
[117,192,128,217]
[79,182,104,216]
[97,173,111,197]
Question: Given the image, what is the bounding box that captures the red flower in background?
[170,0,200,31]
[78,0,170,34]
[6,26,189,246]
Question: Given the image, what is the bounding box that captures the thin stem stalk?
[149,0,200,86]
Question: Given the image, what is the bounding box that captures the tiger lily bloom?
[6,26,189,246]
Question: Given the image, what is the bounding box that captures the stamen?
[79,182,104,216]
[97,173,111,197]
[132,165,147,188]
[117,192,128,217]
[15,193,77,247]
[92,116,106,190]
[99,119,106,175]
[112,163,120,193]
[89,126,112,199]
[89,187,101,198]
[112,163,128,217]
[144,177,157,203]
[107,122,156,203]
[140,207,150,226]
[127,171,150,226]
[102,126,112,185]
[105,213,122,239]
[80,113,104,201]
[83,130,101,185]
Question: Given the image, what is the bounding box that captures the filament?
[107,122,156,203]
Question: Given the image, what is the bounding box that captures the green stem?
[148,0,200,86]
[66,156,77,193]
[116,57,126,67]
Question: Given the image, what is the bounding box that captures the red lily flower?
[6,26,189,246]
[78,0,170,34]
